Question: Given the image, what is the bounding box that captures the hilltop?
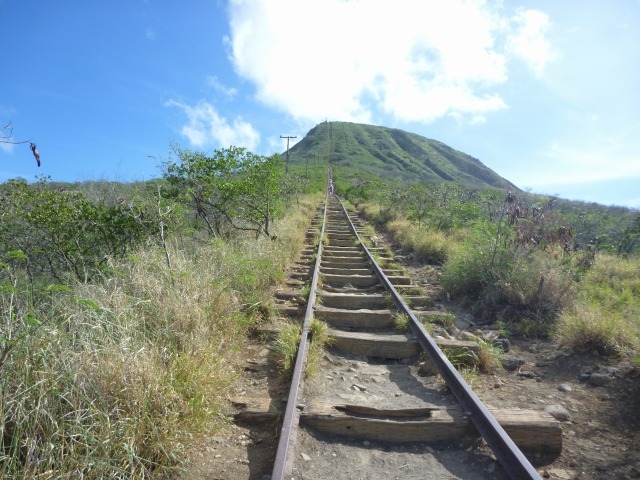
[286,121,518,190]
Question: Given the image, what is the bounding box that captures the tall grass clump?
[306,319,331,377]
[0,194,321,478]
[386,218,451,264]
[554,254,640,357]
[441,228,575,334]
[1,245,244,478]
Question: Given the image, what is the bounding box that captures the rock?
[517,370,536,379]
[301,453,311,461]
[542,469,580,480]
[588,373,610,387]
[460,331,480,342]
[481,330,500,341]
[351,383,367,392]
[578,373,591,382]
[493,338,511,352]
[544,404,571,422]
[418,360,439,377]
[557,383,573,392]
[501,355,525,371]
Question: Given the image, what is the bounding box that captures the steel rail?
[270,193,328,480]
[335,195,542,480]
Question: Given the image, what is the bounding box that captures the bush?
[441,229,575,333]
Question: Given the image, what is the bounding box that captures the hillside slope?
[287,121,518,190]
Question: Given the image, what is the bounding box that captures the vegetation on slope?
[336,170,640,357]
[0,147,324,477]
[287,121,518,190]
[1,120,637,476]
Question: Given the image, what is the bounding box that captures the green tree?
[162,146,285,239]
[0,177,148,283]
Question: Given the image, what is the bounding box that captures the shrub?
[441,229,575,333]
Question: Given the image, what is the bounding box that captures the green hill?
[286,121,518,190]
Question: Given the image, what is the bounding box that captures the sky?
[1,0,639,208]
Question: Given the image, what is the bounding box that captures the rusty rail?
[337,196,542,480]
[270,192,328,479]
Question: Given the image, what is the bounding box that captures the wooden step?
[328,329,479,359]
[231,398,562,454]
[317,291,390,310]
[321,273,380,288]
[314,306,396,329]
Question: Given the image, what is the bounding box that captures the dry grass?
[386,218,451,264]
[0,194,321,477]
[555,254,640,357]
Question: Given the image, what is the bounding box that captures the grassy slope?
[286,121,518,190]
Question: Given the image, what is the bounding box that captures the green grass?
[307,319,331,377]
[274,322,302,375]
[554,254,640,356]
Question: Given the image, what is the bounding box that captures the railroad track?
[236,192,561,479]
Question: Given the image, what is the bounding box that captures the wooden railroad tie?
[231,397,562,454]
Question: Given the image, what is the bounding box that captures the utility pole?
[329,122,333,164]
[280,135,296,175]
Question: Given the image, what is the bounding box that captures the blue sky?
[1,0,638,208]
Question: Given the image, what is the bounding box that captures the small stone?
[588,373,610,387]
[362,440,370,446]
[301,453,311,461]
[352,383,367,392]
[493,338,511,352]
[460,331,480,342]
[418,360,439,377]
[558,383,573,392]
[578,373,591,382]
[517,370,536,378]
[501,355,525,371]
[544,404,571,422]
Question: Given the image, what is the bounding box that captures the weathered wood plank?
[314,306,396,329]
[327,329,479,359]
[230,397,562,453]
[317,291,390,309]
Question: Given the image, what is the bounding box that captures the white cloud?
[225,0,552,125]
[206,76,238,99]
[165,99,260,150]
[511,141,640,188]
[0,143,15,154]
[506,8,556,76]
